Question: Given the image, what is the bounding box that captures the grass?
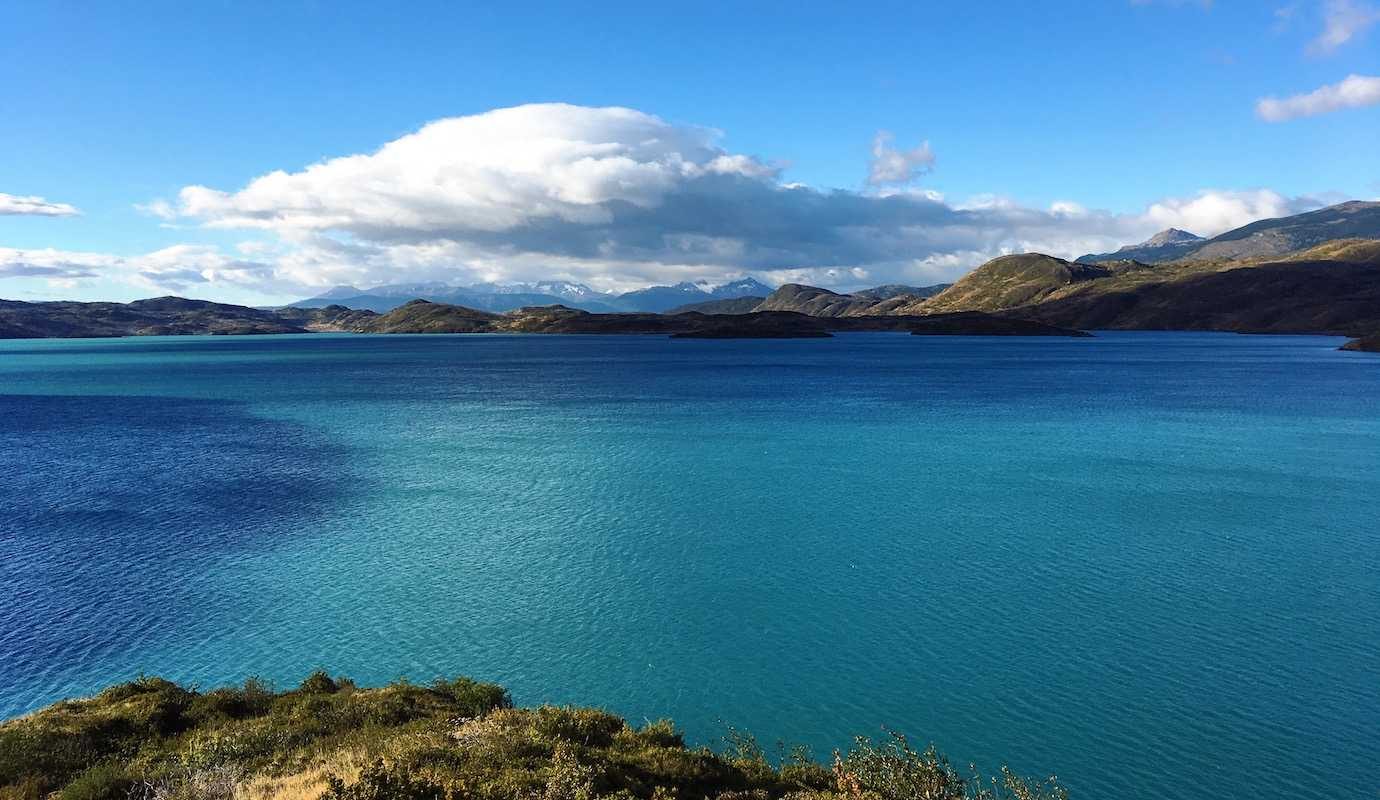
[0,673,1065,800]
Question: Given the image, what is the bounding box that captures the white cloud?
[1275,3,1302,32]
[135,199,177,220]
[0,248,117,281]
[3,188,1326,296]
[1308,0,1380,54]
[0,245,280,293]
[867,131,936,187]
[172,104,775,236]
[1140,189,1318,235]
[1256,74,1380,121]
[3,103,1306,297]
[0,192,80,217]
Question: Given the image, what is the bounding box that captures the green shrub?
[633,719,683,749]
[186,677,273,723]
[56,762,130,800]
[430,677,511,717]
[779,745,832,792]
[835,732,966,800]
[299,670,341,694]
[533,707,625,748]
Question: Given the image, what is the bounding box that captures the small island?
[1341,333,1380,353]
[0,673,1066,800]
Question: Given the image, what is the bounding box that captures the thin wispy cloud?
[1257,74,1380,121]
[0,192,80,217]
[0,245,279,292]
[867,132,936,187]
[1273,3,1303,34]
[1308,0,1380,54]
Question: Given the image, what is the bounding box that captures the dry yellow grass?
[235,747,368,800]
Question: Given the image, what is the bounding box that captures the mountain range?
[700,201,1380,350]
[4,200,1380,350]
[1077,200,1380,264]
[292,277,777,313]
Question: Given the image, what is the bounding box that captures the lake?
[1,331,1377,799]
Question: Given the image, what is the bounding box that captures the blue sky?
[2,0,1378,303]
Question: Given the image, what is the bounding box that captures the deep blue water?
[2,331,1378,799]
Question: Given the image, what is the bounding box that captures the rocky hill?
[752,284,934,317]
[0,297,363,338]
[910,240,1380,336]
[671,283,950,316]
[908,255,1112,314]
[1077,227,1204,264]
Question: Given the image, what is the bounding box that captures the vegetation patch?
[0,674,1064,800]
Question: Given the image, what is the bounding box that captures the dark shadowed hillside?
[346,299,500,333]
[664,296,766,315]
[0,297,367,338]
[1015,261,1380,335]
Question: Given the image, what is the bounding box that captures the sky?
[2,0,1379,304]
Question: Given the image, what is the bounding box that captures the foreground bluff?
[905,239,1380,337]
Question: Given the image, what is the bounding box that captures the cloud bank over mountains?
[0,105,1336,296]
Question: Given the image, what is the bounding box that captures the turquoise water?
[2,331,1378,799]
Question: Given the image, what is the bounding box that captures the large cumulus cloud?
[22,104,1334,295]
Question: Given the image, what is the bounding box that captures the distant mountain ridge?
[1079,200,1380,264]
[675,282,952,317]
[8,200,1380,351]
[0,297,365,338]
[292,277,776,313]
[1141,228,1203,247]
